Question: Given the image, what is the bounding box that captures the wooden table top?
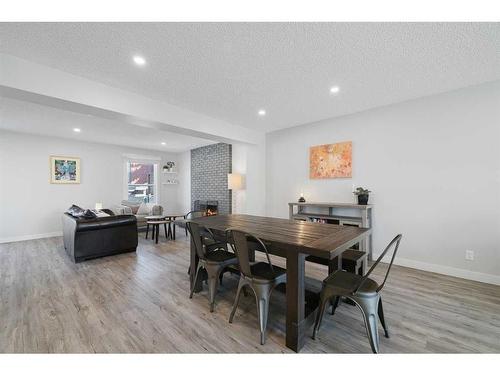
[191,214,370,259]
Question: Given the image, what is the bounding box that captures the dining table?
[189,214,371,352]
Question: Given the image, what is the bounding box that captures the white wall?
[0,130,185,242]
[177,150,191,214]
[232,141,266,216]
[266,81,500,284]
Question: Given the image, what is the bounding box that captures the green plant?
[353,187,371,195]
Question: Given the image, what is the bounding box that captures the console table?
[288,202,373,260]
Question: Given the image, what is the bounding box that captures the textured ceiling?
[1,22,499,132]
[0,97,215,152]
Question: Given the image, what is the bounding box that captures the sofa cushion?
[137,202,152,215]
[120,200,141,214]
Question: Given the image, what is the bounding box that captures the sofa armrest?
[111,205,133,215]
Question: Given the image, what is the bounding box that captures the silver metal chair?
[226,229,287,345]
[312,234,403,353]
[187,221,238,312]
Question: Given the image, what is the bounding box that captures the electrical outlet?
[465,250,474,261]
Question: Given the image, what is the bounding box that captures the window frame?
[123,157,160,204]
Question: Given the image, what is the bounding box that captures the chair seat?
[323,270,379,297]
[250,262,287,282]
[205,250,237,263]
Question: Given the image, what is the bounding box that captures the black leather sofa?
[62,209,138,263]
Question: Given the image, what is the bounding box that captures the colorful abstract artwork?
[50,156,80,184]
[309,141,352,179]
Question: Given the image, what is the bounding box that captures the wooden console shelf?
[288,202,373,260]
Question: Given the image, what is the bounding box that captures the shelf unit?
[288,202,373,259]
[162,170,178,184]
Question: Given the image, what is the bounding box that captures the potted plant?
[353,187,371,205]
[163,161,175,172]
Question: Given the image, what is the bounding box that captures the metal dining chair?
[226,229,287,345]
[187,221,238,312]
[312,234,403,353]
[184,210,206,235]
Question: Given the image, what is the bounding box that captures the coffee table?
[163,214,186,240]
[146,219,170,244]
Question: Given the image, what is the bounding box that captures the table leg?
[190,238,203,293]
[172,223,176,240]
[164,223,168,239]
[286,251,306,352]
[146,223,149,239]
[155,225,159,244]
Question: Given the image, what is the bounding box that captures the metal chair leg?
[378,297,389,338]
[255,294,270,345]
[330,296,340,315]
[205,264,222,312]
[312,290,331,340]
[189,264,202,298]
[352,295,380,354]
[229,279,246,323]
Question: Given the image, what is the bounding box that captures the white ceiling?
[1,23,499,133]
[0,97,215,152]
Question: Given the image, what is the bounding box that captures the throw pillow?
[136,202,152,215]
[66,204,84,217]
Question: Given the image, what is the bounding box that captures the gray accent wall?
[191,143,232,214]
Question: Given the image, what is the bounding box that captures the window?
[126,161,158,203]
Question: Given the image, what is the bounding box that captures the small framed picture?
[50,156,81,184]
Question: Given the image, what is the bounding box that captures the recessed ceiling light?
[161,142,166,146]
[133,55,146,66]
[330,86,340,95]
[258,109,266,116]
[73,128,81,133]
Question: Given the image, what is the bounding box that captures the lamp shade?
[228,173,243,190]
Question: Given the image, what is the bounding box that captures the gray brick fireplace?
[191,143,232,214]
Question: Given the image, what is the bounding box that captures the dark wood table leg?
[164,223,168,239]
[172,222,176,240]
[190,239,203,292]
[155,224,159,244]
[146,223,149,239]
[286,251,306,352]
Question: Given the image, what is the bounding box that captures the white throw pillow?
[136,202,152,215]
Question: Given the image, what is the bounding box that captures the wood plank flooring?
[1,232,499,353]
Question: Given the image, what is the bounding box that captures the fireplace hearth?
[193,200,218,216]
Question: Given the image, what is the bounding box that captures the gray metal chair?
[312,234,403,353]
[174,210,206,237]
[226,229,287,345]
[187,221,238,312]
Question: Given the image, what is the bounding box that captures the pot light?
[73,128,81,133]
[330,86,340,95]
[258,109,266,116]
[133,55,146,66]
[161,142,166,146]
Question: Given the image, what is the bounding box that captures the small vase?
[357,194,369,205]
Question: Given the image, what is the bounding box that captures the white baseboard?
[0,231,63,244]
[373,252,500,286]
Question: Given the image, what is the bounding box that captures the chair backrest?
[226,229,274,278]
[354,234,403,294]
[186,210,205,219]
[185,221,207,259]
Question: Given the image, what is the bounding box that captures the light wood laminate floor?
[1,233,499,353]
